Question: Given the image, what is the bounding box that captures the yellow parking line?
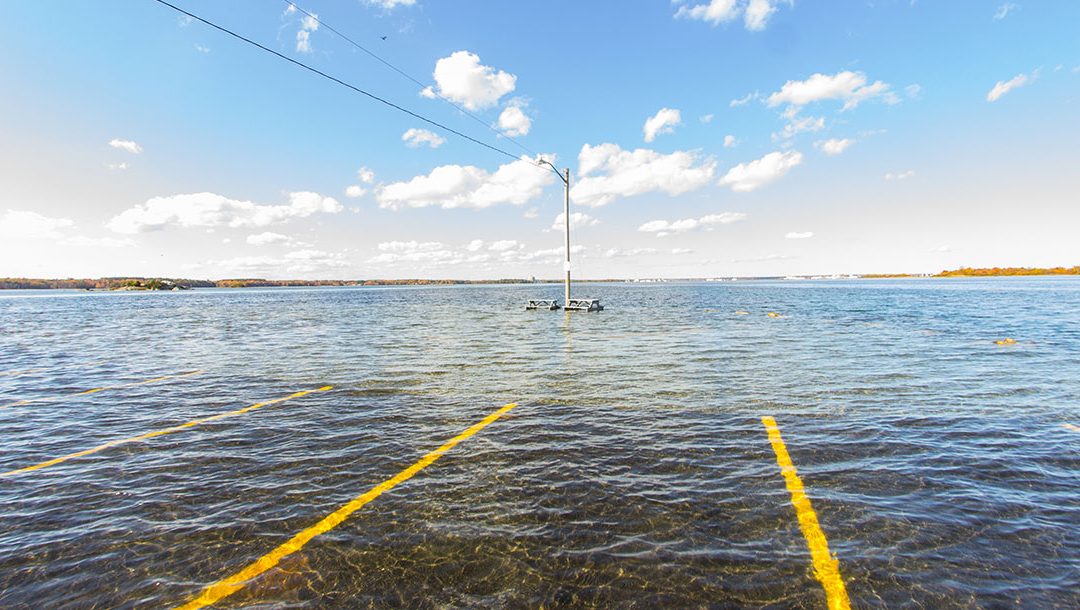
[1,386,333,478]
[173,402,517,610]
[0,370,203,409]
[762,416,851,610]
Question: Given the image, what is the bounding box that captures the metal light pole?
[562,167,571,305]
[538,160,571,305]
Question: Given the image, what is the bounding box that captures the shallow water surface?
[0,278,1078,608]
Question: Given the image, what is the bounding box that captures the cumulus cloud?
[376,155,556,210]
[700,114,714,124]
[571,143,716,207]
[638,212,746,236]
[785,231,813,239]
[815,138,854,155]
[884,170,915,181]
[345,185,367,198]
[402,128,446,148]
[552,212,599,231]
[675,0,791,31]
[497,103,532,137]
[356,167,375,183]
[767,71,894,111]
[108,139,142,154]
[423,51,516,111]
[723,135,738,148]
[295,12,318,53]
[987,71,1034,102]
[107,191,343,233]
[718,150,803,192]
[643,107,682,142]
[107,162,129,171]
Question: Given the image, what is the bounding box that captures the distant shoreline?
[1,267,1076,290]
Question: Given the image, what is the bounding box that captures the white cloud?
[675,0,791,30]
[0,209,74,239]
[744,0,780,30]
[0,209,134,248]
[730,92,760,107]
[815,138,854,155]
[604,247,659,258]
[362,0,416,9]
[675,0,740,25]
[497,103,532,137]
[402,128,446,148]
[194,44,210,54]
[379,240,443,252]
[107,162,129,171]
[638,212,746,236]
[295,12,318,53]
[767,71,893,111]
[700,114,714,124]
[426,51,516,111]
[987,71,1034,102]
[107,191,343,234]
[345,185,367,198]
[785,231,813,239]
[552,212,599,231]
[671,248,694,255]
[931,245,952,253]
[993,3,1017,20]
[884,170,915,181]
[905,84,922,99]
[465,239,485,252]
[571,143,716,207]
[246,231,302,246]
[723,135,738,148]
[356,167,375,183]
[643,107,682,143]
[718,150,803,192]
[523,207,539,219]
[108,139,142,154]
[488,239,521,251]
[775,115,825,140]
[216,249,347,274]
[376,155,555,210]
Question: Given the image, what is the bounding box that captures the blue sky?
[1,0,1078,279]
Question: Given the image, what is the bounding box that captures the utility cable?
[151,0,533,166]
[281,0,540,159]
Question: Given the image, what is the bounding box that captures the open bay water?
[0,277,1077,609]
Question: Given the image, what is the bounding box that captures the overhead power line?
[281,0,540,159]
[151,0,532,166]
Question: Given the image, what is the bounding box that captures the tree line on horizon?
[0,277,544,290]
